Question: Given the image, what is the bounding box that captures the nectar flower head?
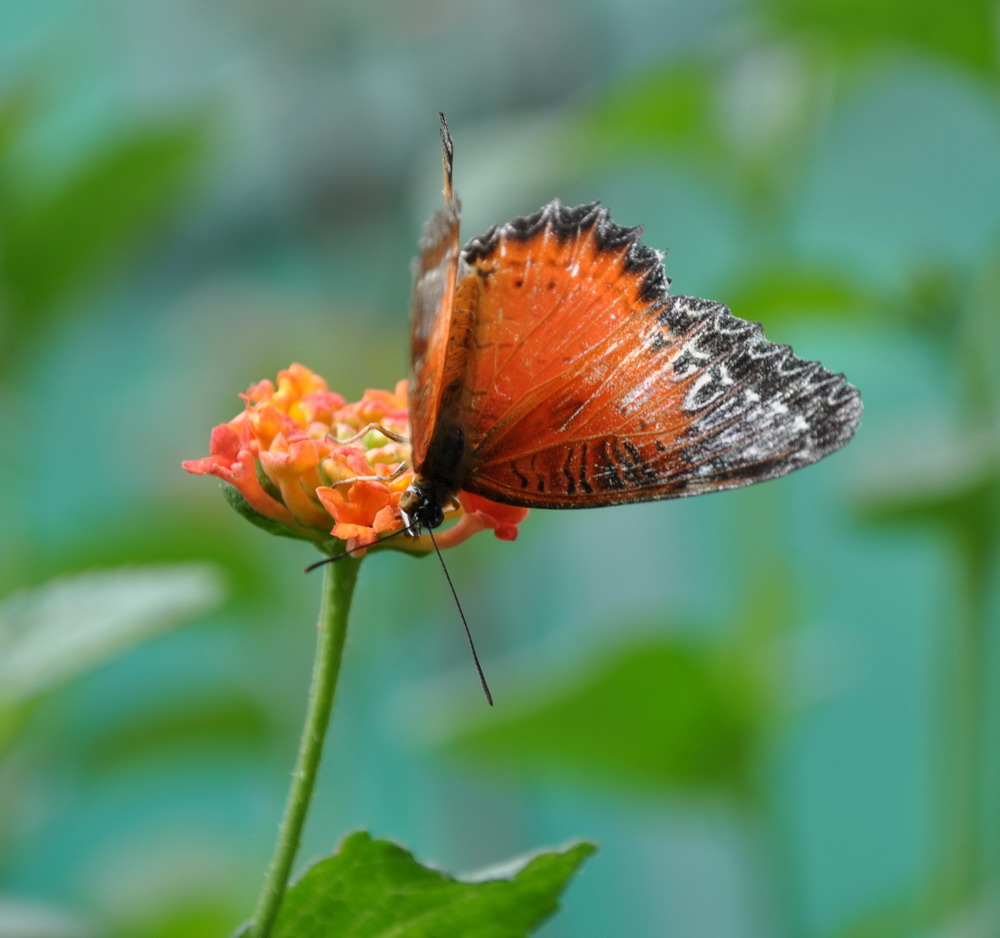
[183,364,528,556]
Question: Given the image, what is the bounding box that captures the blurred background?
[2,0,999,936]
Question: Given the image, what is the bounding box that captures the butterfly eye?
[420,491,446,529]
[425,502,445,529]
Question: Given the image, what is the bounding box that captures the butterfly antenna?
[303,523,416,573]
[428,527,494,706]
[438,112,454,202]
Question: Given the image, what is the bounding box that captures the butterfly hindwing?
[445,201,862,508]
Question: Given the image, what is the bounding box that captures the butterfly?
[398,115,862,536]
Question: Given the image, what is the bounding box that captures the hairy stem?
[249,556,362,938]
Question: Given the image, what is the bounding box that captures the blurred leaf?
[858,440,1000,615]
[761,0,996,75]
[0,117,208,356]
[826,873,980,938]
[0,702,36,753]
[857,422,1000,533]
[722,264,878,327]
[84,691,273,774]
[0,897,89,938]
[893,263,968,342]
[574,60,722,161]
[860,473,1000,532]
[963,251,1000,414]
[0,91,33,161]
[0,565,224,709]
[572,55,837,227]
[440,636,767,796]
[29,504,278,606]
[111,901,236,938]
[244,832,594,938]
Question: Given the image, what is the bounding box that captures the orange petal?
[184,442,295,529]
[260,439,333,530]
[329,521,379,547]
[458,491,530,541]
[317,480,391,528]
[373,503,405,535]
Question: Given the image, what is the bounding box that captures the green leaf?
[247,833,594,938]
[761,0,996,75]
[856,422,1000,533]
[574,61,722,160]
[84,691,273,773]
[571,56,830,217]
[112,902,238,938]
[440,636,766,796]
[0,116,208,353]
[860,473,1000,532]
[721,264,877,327]
[0,91,32,161]
[0,564,224,710]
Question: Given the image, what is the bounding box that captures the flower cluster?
[182,364,527,556]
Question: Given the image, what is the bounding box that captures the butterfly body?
[400,118,862,536]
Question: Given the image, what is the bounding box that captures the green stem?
[942,513,993,908]
[249,556,362,938]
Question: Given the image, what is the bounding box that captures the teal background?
[2,1,999,936]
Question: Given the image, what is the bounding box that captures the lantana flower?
[182,363,528,556]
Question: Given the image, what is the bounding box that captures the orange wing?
[450,201,862,508]
[408,116,463,469]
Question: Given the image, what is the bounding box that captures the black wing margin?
[657,295,863,494]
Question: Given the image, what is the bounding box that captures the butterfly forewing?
[408,197,463,469]
[447,201,862,508]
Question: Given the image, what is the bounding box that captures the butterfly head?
[398,477,449,536]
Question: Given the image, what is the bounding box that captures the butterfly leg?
[333,423,410,446]
[333,461,410,486]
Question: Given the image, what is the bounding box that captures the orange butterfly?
[399,115,862,536]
